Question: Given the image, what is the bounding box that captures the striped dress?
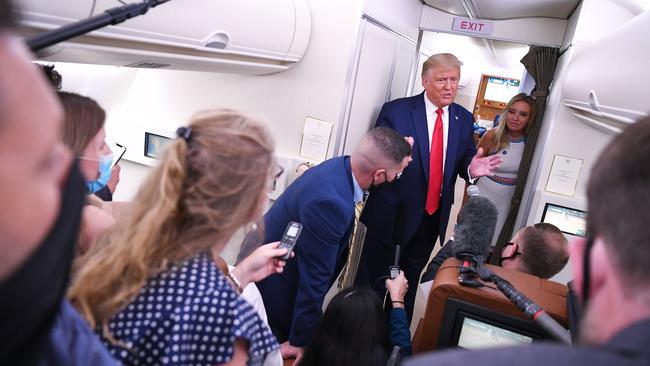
[476,135,526,246]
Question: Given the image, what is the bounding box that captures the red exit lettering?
[460,20,486,31]
[453,17,493,35]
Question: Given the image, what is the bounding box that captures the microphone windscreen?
[452,196,497,261]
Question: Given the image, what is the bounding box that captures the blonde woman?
[475,93,536,245]
[69,110,287,366]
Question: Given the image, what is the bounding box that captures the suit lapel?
[444,103,461,188]
[410,93,430,181]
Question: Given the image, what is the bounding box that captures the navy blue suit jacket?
[257,156,355,347]
[361,92,476,246]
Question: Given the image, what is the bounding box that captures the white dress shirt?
[423,93,475,186]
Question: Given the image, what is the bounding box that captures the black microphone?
[27,0,171,52]
[452,185,497,287]
[390,245,401,279]
[393,201,408,246]
[389,202,408,279]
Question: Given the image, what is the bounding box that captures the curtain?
[490,46,560,264]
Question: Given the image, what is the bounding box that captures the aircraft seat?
[412,258,569,353]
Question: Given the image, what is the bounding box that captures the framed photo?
[144,132,173,159]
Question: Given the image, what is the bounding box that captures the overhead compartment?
[16,0,312,75]
[562,9,649,134]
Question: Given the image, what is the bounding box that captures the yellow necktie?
[338,199,367,289]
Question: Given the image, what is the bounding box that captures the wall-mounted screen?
[144,132,173,159]
[484,77,520,103]
[541,203,587,237]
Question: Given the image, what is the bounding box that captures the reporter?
[69,109,284,366]
[58,92,119,199]
[298,288,391,366]
[57,91,128,252]
[300,275,412,366]
[0,1,116,363]
[385,271,412,357]
[421,222,569,284]
[39,66,119,202]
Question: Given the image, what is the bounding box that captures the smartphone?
[278,222,302,261]
[111,143,127,168]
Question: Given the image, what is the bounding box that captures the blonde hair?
[492,93,536,153]
[421,53,463,77]
[68,109,275,336]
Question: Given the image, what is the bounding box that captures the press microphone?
[452,185,497,287]
[389,202,408,279]
[390,245,401,280]
[27,0,171,52]
[466,184,480,198]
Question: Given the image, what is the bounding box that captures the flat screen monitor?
[144,132,173,159]
[484,77,521,103]
[541,203,587,237]
[437,299,548,350]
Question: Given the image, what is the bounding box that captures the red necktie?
[426,108,444,215]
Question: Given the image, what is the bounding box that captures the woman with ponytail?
[68,109,286,366]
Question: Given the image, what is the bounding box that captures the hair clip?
[176,126,192,141]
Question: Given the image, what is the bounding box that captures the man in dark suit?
[257,127,413,359]
[356,53,501,319]
[405,118,650,366]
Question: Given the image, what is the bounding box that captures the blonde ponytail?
[68,109,275,336]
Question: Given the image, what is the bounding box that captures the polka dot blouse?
[99,252,279,365]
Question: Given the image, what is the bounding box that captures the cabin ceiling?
[422,0,581,20]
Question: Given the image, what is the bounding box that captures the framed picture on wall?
[144,132,173,159]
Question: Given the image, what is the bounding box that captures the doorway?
[411,31,532,334]
[412,31,531,241]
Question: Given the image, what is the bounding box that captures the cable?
[382,290,389,310]
[88,0,97,17]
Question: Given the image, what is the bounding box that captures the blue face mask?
[86,152,113,194]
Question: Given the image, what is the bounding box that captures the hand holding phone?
[278,222,302,261]
[111,142,127,168]
[385,270,408,307]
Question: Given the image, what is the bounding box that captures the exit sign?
[452,17,494,36]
